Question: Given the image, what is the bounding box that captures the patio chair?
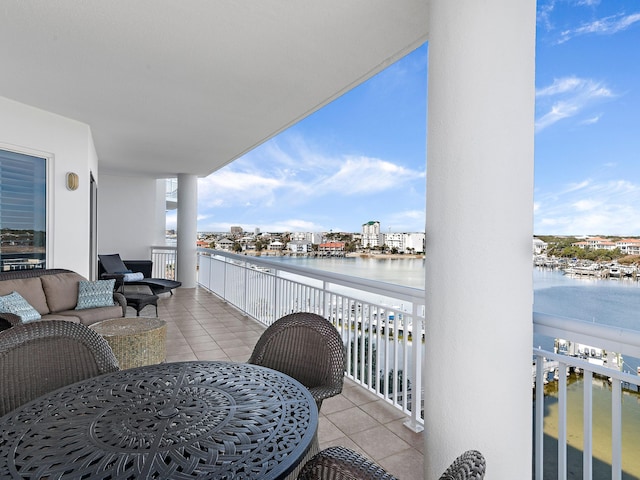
[0,320,119,416]
[297,446,486,480]
[248,312,345,411]
[98,253,181,295]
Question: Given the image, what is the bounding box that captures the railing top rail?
[534,311,640,359]
[198,248,424,304]
[151,245,177,250]
[533,347,640,384]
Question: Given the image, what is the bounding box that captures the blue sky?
[185,0,640,236]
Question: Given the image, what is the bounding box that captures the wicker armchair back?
[297,446,398,480]
[248,312,345,410]
[0,320,119,416]
[297,446,486,480]
[439,450,486,480]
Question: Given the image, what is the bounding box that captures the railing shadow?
[535,433,639,480]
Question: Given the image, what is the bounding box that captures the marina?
[534,255,640,279]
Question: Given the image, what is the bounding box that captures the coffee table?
[90,317,166,369]
[125,292,159,316]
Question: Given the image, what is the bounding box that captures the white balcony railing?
[196,248,425,432]
[195,248,640,478]
[150,245,177,280]
[532,312,640,480]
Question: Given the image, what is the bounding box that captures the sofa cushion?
[0,277,49,315]
[57,304,122,326]
[76,279,116,310]
[0,291,42,322]
[40,272,87,312]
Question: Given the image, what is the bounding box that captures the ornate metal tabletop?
[0,361,318,479]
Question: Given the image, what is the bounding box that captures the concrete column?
[424,1,536,478]
[177,174,197,288]
[154,179,167,246]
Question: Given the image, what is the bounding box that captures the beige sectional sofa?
[0,268,125,330]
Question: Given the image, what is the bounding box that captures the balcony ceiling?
[0,1,428,178]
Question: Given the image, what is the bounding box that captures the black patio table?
[0,361,318,479]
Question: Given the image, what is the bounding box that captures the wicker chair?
[248,312,345,410]
[0,320,119,416]
[297,446,486,480]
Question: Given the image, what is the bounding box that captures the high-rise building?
[361,221,382,248]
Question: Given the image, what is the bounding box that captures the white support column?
[424,1,536,478]
[177,174,197,288]
[154,179,167,246]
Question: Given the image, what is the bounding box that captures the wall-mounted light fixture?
[66,172,79,191]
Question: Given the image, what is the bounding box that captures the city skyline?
[168,0,640,236]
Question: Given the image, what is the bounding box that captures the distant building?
[362,221,382,248]
[289,232,323,244]
[404,233,425,253]
[383,232,425,253]
[217,238,234,251]
[572,237,617,251]
[533,238,547,255]
[616,238,640,254]
[287,240,312,253]
[318,241,345,254]
[268,240,284,251]
[230,226,243,235]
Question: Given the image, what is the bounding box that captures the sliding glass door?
[0,149,47,271]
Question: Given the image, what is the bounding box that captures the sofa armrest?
[113,292,127,317]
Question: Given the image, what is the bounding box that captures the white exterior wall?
[424,1,536,478]
[0,96,98,277]
[98,174,159,260]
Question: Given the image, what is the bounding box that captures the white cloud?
[557,12,640,44]
[572,199,600,211]
[315,156,425,195]
[385,209,426,232]
[193,134,426,233]
[535,179,640,235]
[537,0,557,31]
[580,114,602,125]
[198,170,286,209]
[535,77,614,132]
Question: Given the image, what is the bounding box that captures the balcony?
[157,282,424,480]
[149,248,640,479]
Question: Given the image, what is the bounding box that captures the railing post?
[222,257,227,301]
[535,355,544,480]
[404,302,424,433]
[583,370,593,480]
[273,269,279,323]
[242,258,249,316]
[558,361,567,480]
[612,378,622,480]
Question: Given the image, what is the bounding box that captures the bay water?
[268,256,640,478]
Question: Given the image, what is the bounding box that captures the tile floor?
[129,285,425,480]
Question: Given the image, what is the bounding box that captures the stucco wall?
[97,174,160,260]
[0,96,97,277]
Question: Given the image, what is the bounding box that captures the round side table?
[90,317,166,369]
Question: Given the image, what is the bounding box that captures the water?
[266,256,426,288]
[268,257,640,334]
[268,256,640,477]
